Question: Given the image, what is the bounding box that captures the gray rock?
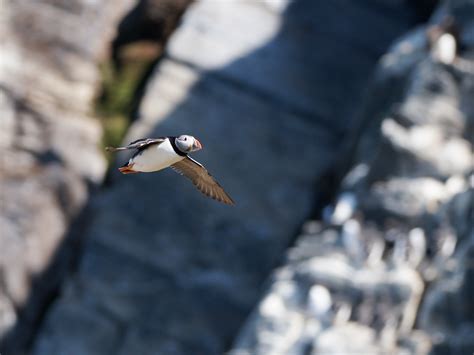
[231,226,425,355]
[0,0,135,351]
[418,189,474,354]
[230,2,474,354]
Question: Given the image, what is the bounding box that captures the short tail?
[118,164,138,174]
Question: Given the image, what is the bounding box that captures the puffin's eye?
[184,137,188,141]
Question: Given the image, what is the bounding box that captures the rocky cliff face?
[2,0,472,354]
[0,0,135,351]
[230,2,474,354]
[27,1,441,355]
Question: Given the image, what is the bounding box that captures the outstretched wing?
[106,138,166,152]
[171,157,234,205]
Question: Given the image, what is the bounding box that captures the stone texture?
[230,1,474,354]
[230,222,430,355]
[0,0,135,352]
[31,0,428,354]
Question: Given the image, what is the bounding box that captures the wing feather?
[171,157,234,205]
[106,138,166,152]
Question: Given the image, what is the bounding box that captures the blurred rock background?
[0,0,472,355]
[0,0,134,351]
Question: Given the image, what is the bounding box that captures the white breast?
[433,33,456,64]
[130,139,184,172]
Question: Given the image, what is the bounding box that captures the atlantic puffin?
[106,135,234,205]
[427,16,460,65]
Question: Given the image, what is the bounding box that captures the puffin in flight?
[106,135,234,205]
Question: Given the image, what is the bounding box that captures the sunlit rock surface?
[0,0,134,350]
[31,0,427,354]
[230,2,474,354]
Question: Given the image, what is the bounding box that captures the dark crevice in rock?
[115,1,193,124]
[95,0,193,164]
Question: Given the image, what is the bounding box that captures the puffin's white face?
[175,135,202,153]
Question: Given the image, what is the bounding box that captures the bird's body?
[106,135,234,205]
[129,138,184,173]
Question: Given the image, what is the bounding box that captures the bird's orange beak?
[193,139,203,151]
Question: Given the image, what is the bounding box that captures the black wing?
[106,138,166,152]
[171,157,234,205]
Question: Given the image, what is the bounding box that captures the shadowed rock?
[230,1,474,354]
